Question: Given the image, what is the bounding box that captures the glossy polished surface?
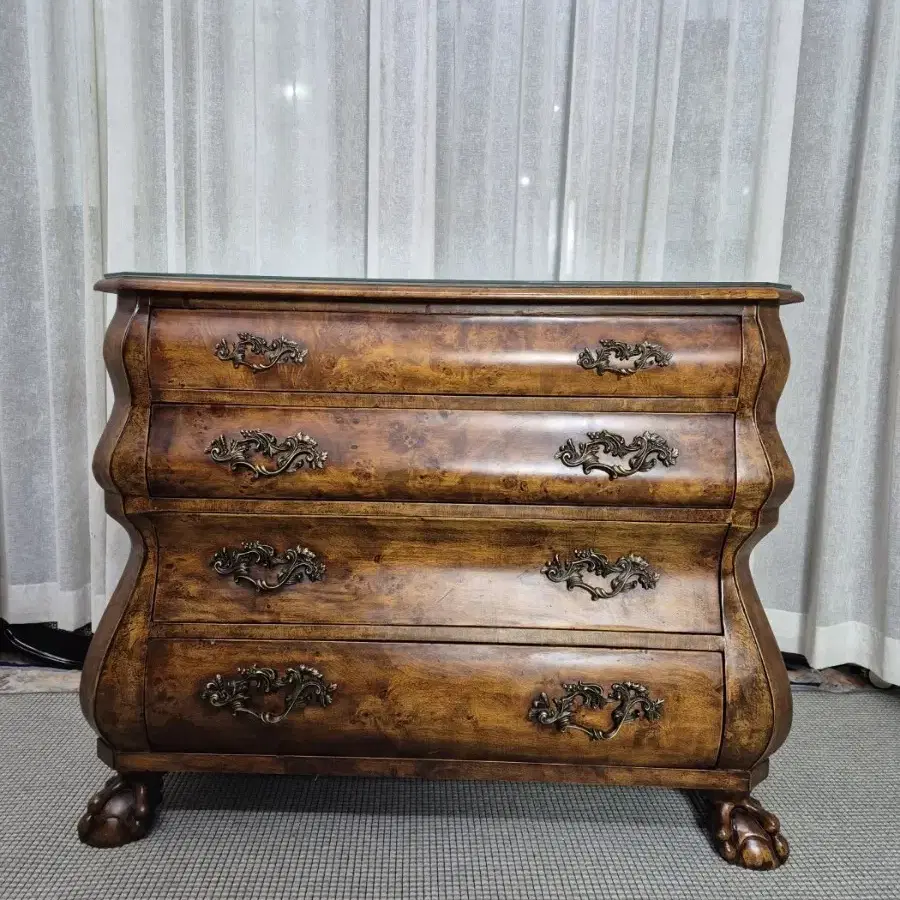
[151,513,726,633]
[148,405,736,506]
[145,640,725,767]
[150,310,743,397]
[83,276,798,864]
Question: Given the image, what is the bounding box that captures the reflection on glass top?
[103,272,791,288]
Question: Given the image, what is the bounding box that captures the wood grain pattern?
[81,297,153,750]
[716,308,794,771]
[151,513,725,633]
[81,275,800,861]
[753,306,795,763]
[149,309,742,398]
[145,639,724,767]
[147,405,736,507]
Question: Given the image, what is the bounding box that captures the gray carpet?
[1,691,898,900]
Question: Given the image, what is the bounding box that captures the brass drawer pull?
[529,680,663,742]
[211,541,325,592]
[206,430,327,478]
[200,665,336,725]
[578,339,672,376]
[214,333,307,372]
[542,551,659,602]
[556,429,678,478]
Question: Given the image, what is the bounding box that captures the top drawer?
[148,310,742,398]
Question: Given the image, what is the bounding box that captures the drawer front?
[152,514,725,633]
[148,405,735,507]
[149,310,742,398]
[145,640,724,766]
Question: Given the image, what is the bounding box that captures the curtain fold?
[2,0,898,682]
[0,0,107,630]
[758,0,900,683]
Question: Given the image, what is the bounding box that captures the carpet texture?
[1,690,897,900]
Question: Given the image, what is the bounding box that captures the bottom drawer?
[145,640,724,768]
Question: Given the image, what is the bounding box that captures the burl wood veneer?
[80,275,800,870]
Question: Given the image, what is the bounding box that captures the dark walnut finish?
[147,640,723,766]
[147,405,735,507]
[81,274,800,870]
[150,513,726,634]
[149,309,743,397]
[77,772,163,848]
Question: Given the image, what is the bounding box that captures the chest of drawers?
[79,275,800,870]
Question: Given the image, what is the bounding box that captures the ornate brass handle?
[542,551,658,602]
[556,429,678,478]
[578,339,672,376]
[205,430,327,478]
[214,333,307,372]
[211,542,325,592]
[200,665,336,725]
[528,681,663,742]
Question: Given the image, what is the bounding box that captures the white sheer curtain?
[764,0,900,684]
[0,0,108,630]
[2,0,898,683]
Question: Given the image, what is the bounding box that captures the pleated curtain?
[1,0,898,682]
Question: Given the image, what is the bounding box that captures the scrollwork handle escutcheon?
[214,333,307,372]
[555,429,678,478]
[541,551,659,602]
[577,339,672,376]
[528,681,663,742]
[200,665,336,725]
[211,541,325,592]
[205,430,327,478]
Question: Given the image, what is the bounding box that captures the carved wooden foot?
[708,794,789,869]
[77,773,163,847]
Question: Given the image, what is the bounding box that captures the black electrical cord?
[0,620,90,669]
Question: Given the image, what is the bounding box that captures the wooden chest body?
[79,275,800,869]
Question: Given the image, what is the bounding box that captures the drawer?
[148,405,735,507]
[145,640,724,767]
[148,310,742,398]
[152,514,725,633]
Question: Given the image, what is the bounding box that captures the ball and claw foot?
[77,772,163,847]
[709,794,789,870]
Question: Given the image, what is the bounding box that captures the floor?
[0,684,897,900]
[0,664,80,693]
